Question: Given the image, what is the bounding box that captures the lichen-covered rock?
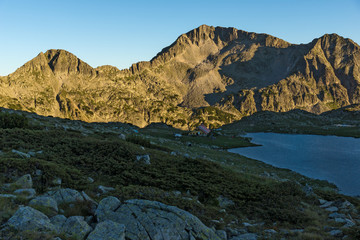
[217,195,235,208]
[13,188,36,199]
[45,188,84,204]
[29,196,59,215]
[87,220,125,240]
[50,214,67,234]
[98,185,115,194]
[95,196,121,222]
[14,174,33,188]
[0,193,17,199]
[6,206,55,232]
[62,216,93,239]
[11,149,31,158]
[96,198,220,240]
[135,155,151,165]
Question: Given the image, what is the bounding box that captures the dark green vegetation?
[1,110,360,239]
[0,111,29,129]
[221,107,360,138]
[140,123,256,149]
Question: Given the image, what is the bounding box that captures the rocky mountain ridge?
[0,25,359,129]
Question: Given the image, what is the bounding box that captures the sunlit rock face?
[1,25,359,129]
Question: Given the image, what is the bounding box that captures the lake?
[229,133,360,196]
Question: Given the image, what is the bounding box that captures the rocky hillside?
[0,25,359,129]
[1,110,359,239]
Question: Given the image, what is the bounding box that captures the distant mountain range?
[0,25,359,129]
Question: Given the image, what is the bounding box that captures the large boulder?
[5,206,55,232]
[29,196,59,215]
[95,196,121,221]
[50,214,67,234]
[95,197,220,240]
[45,188,84,204]
[87,220,125,240]
[13,188,36,199]
[62,216,93,239]
[14,174,33,189]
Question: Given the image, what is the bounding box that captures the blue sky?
[0,0,359,76]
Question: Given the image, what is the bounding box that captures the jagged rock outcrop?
[0,25,359,129]
[95,197,221,240]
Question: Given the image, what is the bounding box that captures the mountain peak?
[43,49,95,76]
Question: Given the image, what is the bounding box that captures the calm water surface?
[229,133,360,196]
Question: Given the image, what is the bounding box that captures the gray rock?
[290,229,304,233]
[14,174,33,188]
[45,188,84,204]
[29,196,58,215]
[264,229,277,234]
[118,134,126,140]
[87,177,94,183]
[172,191,181,196]
[87,220,126,240]
[216,230,227,240]
[243,222,254,227]
[170,151,177,156]
[318,199,327,205]
[6,206,55,232]
[50,214,67,234]
[28,150,43,157]
[334,218,346,223]
[52,177,62,186]
[320,201,333,208]
[27,151,36,157]
[12,149,30,158]
[13,188,36,199]
[0,193,17,199]
[35,169,43,176]
[302,184,313,196]
[135,154,151,165]
[98,185,115,194]
[325,206,338,212]
[329,212,346,218]
[217,195,235,208]
[342,219,355,228]
[96,198,220,240]
[230,233,257,240]
[95,196,121,222]
[329,229,343,236]
[62,216,93,239]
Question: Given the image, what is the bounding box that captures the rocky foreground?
[1,174,359,240]
[1,175,220,240]
[1,152,360,240]
[1,110,360,239]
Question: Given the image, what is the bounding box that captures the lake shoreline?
[230,132,360,197]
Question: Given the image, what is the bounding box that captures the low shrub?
[0,112,28,129]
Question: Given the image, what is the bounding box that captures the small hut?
[198,124,211,136]
[189,124,211,136]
